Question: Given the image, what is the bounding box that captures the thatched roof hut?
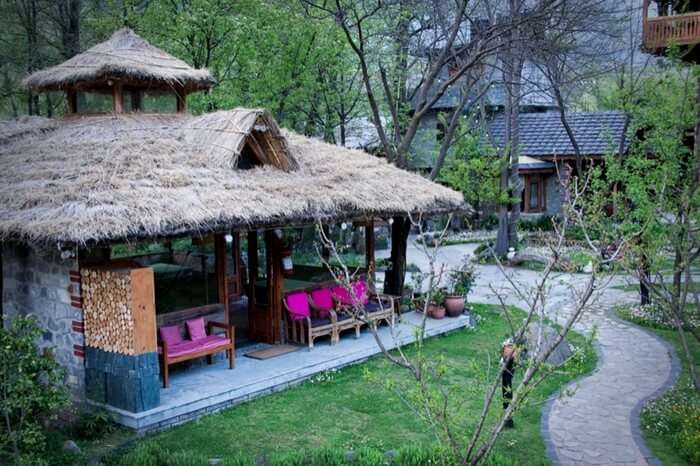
[0,109,465,246]
[23,28,215,92]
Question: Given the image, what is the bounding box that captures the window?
[111,238,219,314]
[523,175,546,213]
[123,89,177,113]
[76,91,113,114]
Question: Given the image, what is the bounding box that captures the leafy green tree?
[440,132,504,222]
[0,316,68,465]
[583,58,700,391]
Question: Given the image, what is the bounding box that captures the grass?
[617,308,700,466]
[106,304,596,465]
[614,281,700,294]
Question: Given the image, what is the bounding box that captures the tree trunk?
[384,216,411,296]
[639,253,651,305]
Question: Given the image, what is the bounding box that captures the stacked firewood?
[81,267,138,355]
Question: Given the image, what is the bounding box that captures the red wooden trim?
[70,297,83,309]
[69,270,81,283]
[73,344,85,357]
[71,320,84,333]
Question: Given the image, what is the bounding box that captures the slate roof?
[487,111,629,157]
[518,155,555,171]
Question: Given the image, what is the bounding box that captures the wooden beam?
[176,88,188,113]
[0,243,3,325]
[247,231,258,312]
[365,220,376,286]
[112,82,124,113]
[66,90,77,115]
[215,234,229,327]
[265,230,285,344]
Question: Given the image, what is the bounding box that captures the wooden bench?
[158,306,235,388]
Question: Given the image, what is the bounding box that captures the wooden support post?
[321,224,331,261]
[230,232,242,298]
[176,88,188,113]
[384,216,410,296]
[365,220,376,286]
[264,231,285,344]
[112,82,124,113]
[0,242,3,325]
[66,90,77,115]
[215,234,229,327]
[247,231,258,311]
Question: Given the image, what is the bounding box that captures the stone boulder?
[524,324,573,367]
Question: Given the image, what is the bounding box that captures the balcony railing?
[643,9,700,50]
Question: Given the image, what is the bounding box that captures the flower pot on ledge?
[444,295,465,317]
[427,303,446,319]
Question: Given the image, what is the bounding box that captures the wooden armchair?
[283,291,338,349]
[333,280,396,328]
[310,288,361,341]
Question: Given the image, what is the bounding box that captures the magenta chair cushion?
[352,280,370,305]
[286,292,311,321]
[186,317,207,341]
[311,288,334,317]
[159,325,183,347]
[332,286,353,306]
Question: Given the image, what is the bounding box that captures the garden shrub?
[0,316,69,466]
[642,384,700,465]
[73,409,118,440]
[112,444,532,466]
[519,216,554,232]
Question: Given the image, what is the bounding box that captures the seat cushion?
[365,301,390,314]
[310,318,332,328]
[159,325,183,347]
[166,335,230,358]
[286,292,311,321]
[186,317,207,341]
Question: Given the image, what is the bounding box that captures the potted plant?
[445,259,476,317]
[427,288,446,319]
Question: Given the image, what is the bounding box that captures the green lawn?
[614,281,700,294]
[105,304,595,465]
[617,310,700,466]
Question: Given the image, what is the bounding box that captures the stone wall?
[2,244,85,398]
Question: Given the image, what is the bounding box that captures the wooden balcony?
[643,1,700,53]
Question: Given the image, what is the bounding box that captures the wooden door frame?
[522,173,548,213]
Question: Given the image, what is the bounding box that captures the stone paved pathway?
[394,241,679,466]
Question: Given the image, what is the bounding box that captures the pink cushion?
[186,317,207,341]
[166,335,230,358]
[159,325,183,347]
[352,280,370,305]
[285,292,311,321]
[332,286,353,306]
[311,288,334,317]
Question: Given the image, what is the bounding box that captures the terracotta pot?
[444,295,465,317]
[427,303,446,319]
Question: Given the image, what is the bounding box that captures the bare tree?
[317,170,623,464]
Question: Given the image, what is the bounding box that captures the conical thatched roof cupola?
[23,28,215,114]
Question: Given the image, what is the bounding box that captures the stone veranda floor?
[394,240,678,466]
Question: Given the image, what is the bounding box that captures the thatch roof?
[23,28,215,92]
[0,109,466,246]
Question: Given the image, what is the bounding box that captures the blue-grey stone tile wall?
[1,244,85,398]
[85,347,160,412]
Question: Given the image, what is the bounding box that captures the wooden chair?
[310,288,361,342]
[159,318,235,388]
[333,280,396,329]
[283,291,337,349]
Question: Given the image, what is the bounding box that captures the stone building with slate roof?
[486,111,630,217]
